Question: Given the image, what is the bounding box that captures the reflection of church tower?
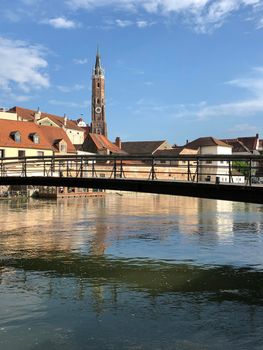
[90,49,107,137]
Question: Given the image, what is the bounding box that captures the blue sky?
[0,0,263,144]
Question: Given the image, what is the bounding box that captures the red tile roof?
[88,133,126,154]
[221,139,250,153]
[223,136,259,152]
[121,140,167,155]
[0,119,76,153]
[8,106,84,132]
[155,147,184,156]
[185,137,232,150]
[222,135,259,152]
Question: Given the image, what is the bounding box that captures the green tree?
[232,161,250,177]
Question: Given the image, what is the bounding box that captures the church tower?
[90,49,107,137]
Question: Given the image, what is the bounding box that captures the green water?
[0,195,263,349]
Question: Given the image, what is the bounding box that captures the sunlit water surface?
[1,194,263,350]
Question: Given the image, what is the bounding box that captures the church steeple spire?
[94,46,104,77]
[91,49,107,137]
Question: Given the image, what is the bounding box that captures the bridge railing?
[0,154,262,186]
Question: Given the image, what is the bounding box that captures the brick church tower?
[90,49,107,137]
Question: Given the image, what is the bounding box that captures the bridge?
[0,154,263,204]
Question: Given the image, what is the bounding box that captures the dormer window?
[11,131,21,143]
[54,139,67,153]
[60,143,67,153]
[30,133,40,144]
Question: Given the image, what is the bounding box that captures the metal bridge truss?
[0,154,262,186]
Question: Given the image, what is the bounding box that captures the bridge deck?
[0,154,263,204]
[0,176,262,204]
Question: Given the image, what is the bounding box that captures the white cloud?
[57,84,85,92]
[114,18,153,28]
[21,0,41,5]
[195,98,263,119]
[228,123,259,133]
[67,0,262,32]
[191,67,263,119]
[132,67,263,121]
[0,37,49,98]
[44,17,77,29]
[49,99,90,108]
[144,81,154,85]
[116,19,133,27]
[4,10,22,23]
[136,20,149,27]
[256,16,263,28]
[73,58,89,64]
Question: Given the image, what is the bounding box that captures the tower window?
[97,82,100,88]
[97,98,100,104]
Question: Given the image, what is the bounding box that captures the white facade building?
[184,137,245,184]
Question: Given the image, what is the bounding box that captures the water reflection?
[1,195,263,349]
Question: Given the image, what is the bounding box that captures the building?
[222,134,260,155]
[154,147,198,165]
[0,119,76,158]
[184,137,244,183]
[121,140,171,156]
[6,107,85,146]
[90,49,107,137]
[82,133,126,155]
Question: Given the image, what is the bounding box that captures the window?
[97,82,100,88]
[10,131,21,143]
[0,149,5,158]
[206,160,212,164]
[18,150,25,158]
[97,98,100,104]
[60,144,67,153]
[31,133,40,144]
[37,151,44,157]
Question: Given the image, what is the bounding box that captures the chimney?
[115,136,121,149]
[63,114,67,127]
[256,133,260,150]
[34,107,41,122]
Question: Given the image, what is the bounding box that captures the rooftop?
[122,140,168,155]
[185,137,232,150]
[8,106,84,132]
[0,119,75,153]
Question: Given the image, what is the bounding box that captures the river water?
[0,194,263,350]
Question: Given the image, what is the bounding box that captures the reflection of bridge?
[0,154,263,204]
